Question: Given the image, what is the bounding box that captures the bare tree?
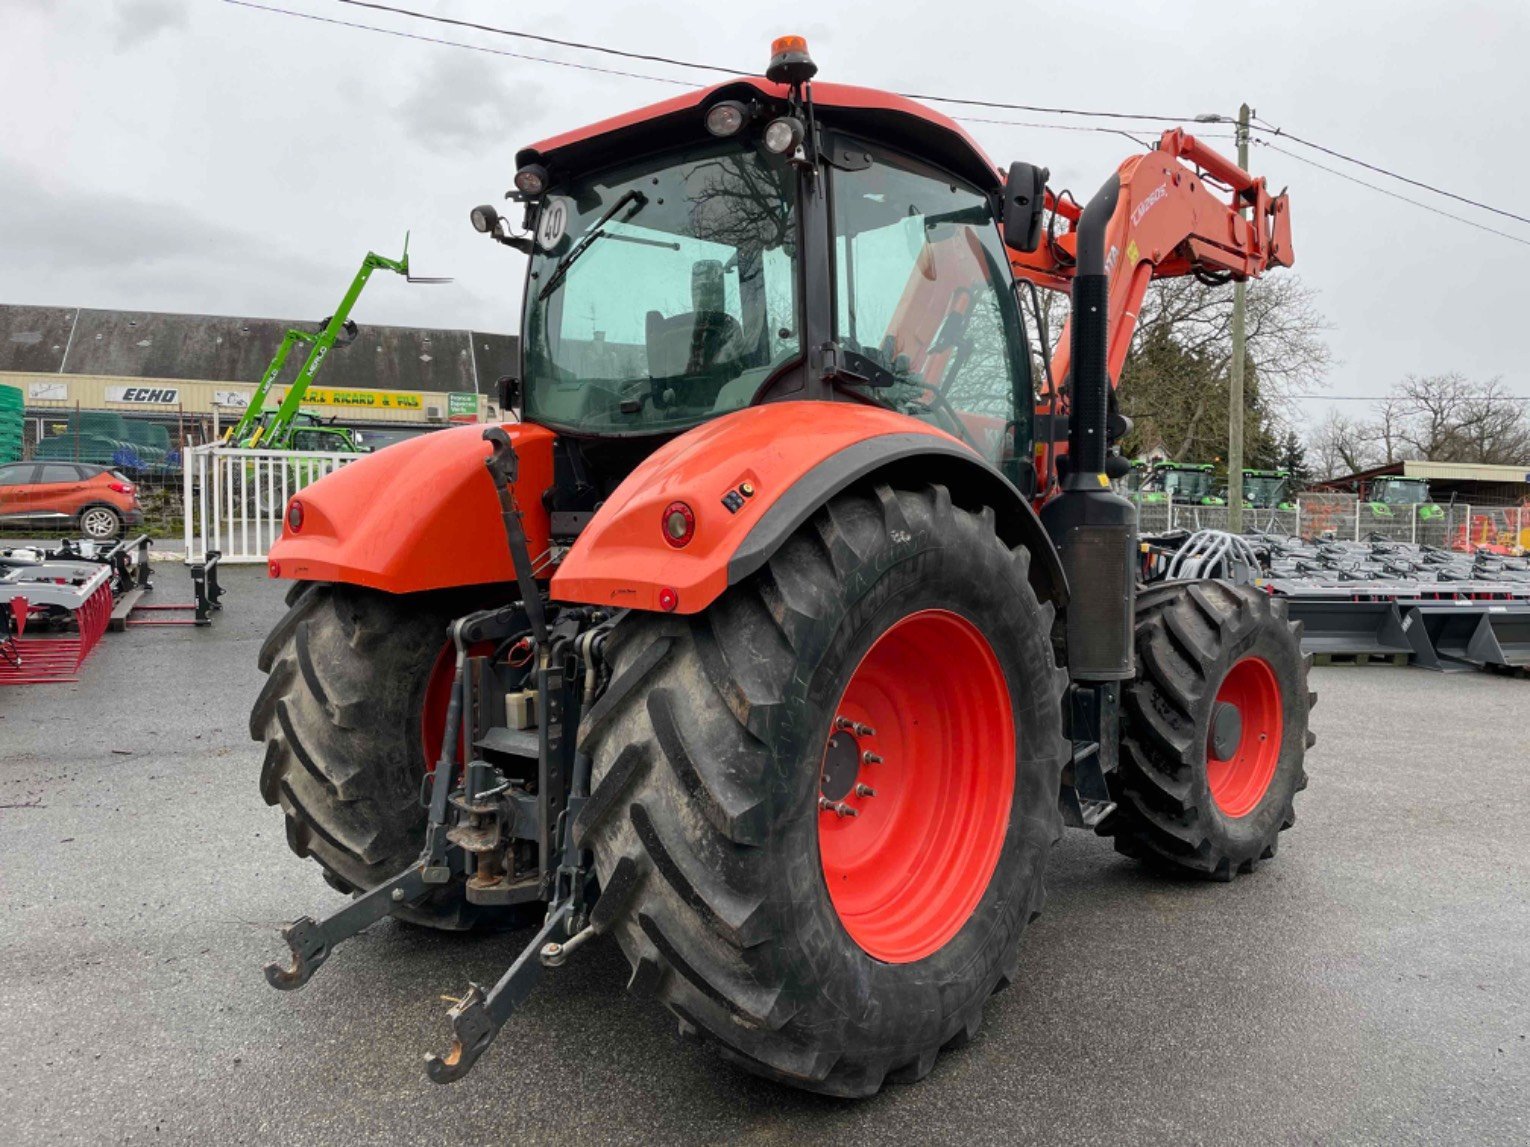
[1114,274,1332,461]
[1306,373,1530,478]
[1309,408,1382,478]
[1393,373,1530,464]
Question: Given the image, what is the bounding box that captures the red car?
[0,461,143,540]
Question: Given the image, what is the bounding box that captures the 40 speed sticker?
[536,199,569,251]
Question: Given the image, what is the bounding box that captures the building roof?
[1400,459,1530,483]
[0,304,517,395]
[1316,458,1530,490]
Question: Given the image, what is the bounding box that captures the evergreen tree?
[1277,429,1313,491]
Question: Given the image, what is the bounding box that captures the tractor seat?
[645,308,744,382]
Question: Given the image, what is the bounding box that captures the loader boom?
[225,236,448,448]
[1011,128,1293,401]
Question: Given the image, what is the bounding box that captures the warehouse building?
[0,304,519,453]
[1313,458,1530,505]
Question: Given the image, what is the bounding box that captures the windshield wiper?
[537,189,648,301]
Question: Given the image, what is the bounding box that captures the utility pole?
[1227,102,1251,534]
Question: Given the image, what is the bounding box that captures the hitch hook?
[263,915,329,990]
[424,900,572,1084]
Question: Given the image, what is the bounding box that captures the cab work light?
[704,100,748,137]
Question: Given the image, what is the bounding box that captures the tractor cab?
[492,65,1035,502]
[1140,461,1221,505]
[1242,468,1293,510]
[1366,475,1444,520]
[237,410,368,454]
[1369,475,1430,508]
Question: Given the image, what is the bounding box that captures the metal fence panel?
[183,444,360,563]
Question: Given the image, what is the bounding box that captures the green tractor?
[1138,460,1226,506]
[1366,475,1444,520]
[1241,468,1295,511]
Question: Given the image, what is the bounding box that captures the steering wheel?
[903,381,982,452]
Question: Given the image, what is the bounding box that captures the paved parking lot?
[2,566,1527,1145]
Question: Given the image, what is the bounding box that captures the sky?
[3,0,1527,434]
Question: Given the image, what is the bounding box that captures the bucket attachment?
[1279,598,1412,662]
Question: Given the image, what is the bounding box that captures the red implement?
[0,581,112,686]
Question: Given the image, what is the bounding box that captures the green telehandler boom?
[224,236,449,450]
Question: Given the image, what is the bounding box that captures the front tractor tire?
[1102,581,1314,879]
[576,483,1069,1097]
[251,582,508,930]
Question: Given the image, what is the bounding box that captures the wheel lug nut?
[862,751,882,765]
[834,715,853,731]
[854,723,875,737]
[833,801,858,818]
[818,796,833,813]
[854,783,876,798]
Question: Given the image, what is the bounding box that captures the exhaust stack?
[1040,174,1137,682]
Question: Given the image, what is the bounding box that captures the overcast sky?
[3,0,1527,431]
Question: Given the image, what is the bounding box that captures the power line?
[1255,139,1530,248]
[950,114,1238,152]
[334,0,750,75]
[221,1,696,85]
[901,92,1200,123]
[1295,394,1530,403]
[234,0,1530,236]
[331,1,1216,124]
[1253,115,1530,228]
[225,3,1229,145]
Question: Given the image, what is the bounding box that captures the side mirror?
[1002,161,1050,253]
[498,375,521,411]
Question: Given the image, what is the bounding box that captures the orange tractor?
[255,38,1312,1096]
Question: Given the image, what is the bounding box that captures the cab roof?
[516,77,1002,192]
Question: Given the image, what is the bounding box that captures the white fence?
[1136,497,1529,552]
[180,450,1529,565]
[182,444,362,563]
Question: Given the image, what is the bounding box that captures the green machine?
[224,237,449,452]
[1241,468,1295,511]
[1366,475,1444,520]
[1138,461,1226,506]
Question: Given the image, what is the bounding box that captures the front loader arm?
[1010,129,1294,398]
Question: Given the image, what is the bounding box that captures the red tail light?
[108,481,134,494]
[661,501,695,548]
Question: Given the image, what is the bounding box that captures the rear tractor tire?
[1101,580,1314,879]
[576,483,1069,1097]
[251,581,519,930]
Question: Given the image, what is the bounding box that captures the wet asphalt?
[1,566,1526,1145]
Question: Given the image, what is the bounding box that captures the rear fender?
[268,421,555,594]
[550,402,1066,615]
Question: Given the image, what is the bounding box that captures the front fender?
[268,421,555,594]
[550,402,1065,615]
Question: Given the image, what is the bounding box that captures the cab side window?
[831,146,1032,486]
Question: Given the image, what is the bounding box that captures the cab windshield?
[522,141,800,435]
[1376,478,1429,505]
[1244,474,1287,506]
[1161,469,1212,500]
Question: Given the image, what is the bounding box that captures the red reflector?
[286,499,304,532]
[661,501,695,548]
[107,481,133,494]
[268,560,281,578]
[657,587,679,612]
